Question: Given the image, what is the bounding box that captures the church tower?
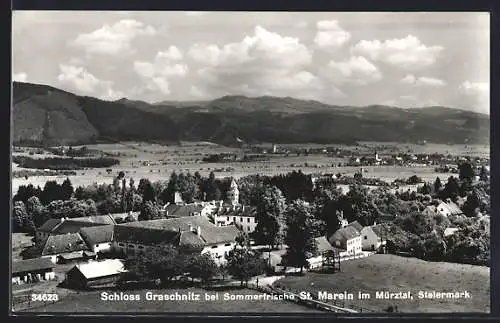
[227,178,239,206]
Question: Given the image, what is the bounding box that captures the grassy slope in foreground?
[275,254,490,313]
[23,288,321,313]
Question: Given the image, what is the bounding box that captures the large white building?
[211,205,258,234]
[227,178,239,206]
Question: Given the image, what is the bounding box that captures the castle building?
[227,178,239,206]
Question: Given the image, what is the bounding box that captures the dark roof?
[12,258,54,274]
[329,226,361,245]
[115,217,240,246]
[315,236,334,253]
[114,226,179,245]
[218,205,257,217]
[58,251,85,260]
[37,215,116,235]
[79,225,114,245]
[37,219,62,232]
[165,204,204,217]
[50,220,105,235]
[41,233,89,256]
[347,221,363,232]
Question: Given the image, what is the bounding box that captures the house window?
[211,245,218,249]
[227,217,230,221]
[247,218,250,223]
[224,243,231,247]
[233,217,236,222]
[247,226,250,231]
[240,217,243,222]
[118,243,125,247]
[128,245,135,248]
[364,236,367,240]
[138,246,144,249]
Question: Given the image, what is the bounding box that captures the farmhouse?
[64,259,126,289]
[434,200,463,217]
[39,232,90,263]
[328,225,362,256]
[360,224,387,251]
[35,215,117,244]
[12,257,56,284]
[79,225,115,254]
[112,216,240,265]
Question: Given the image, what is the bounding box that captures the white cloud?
[314,20,351,51]
[156,46,183,61]
[459,81,489,113]
[351,35,444,70]
[400,74,446,87]
[133,48,188,96]
[13,72,28,82]
[70,19,156,56]
[323,56,383,85]
[187,26,326,99]
[57,64,122,100]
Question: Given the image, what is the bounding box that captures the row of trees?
[124,241,267,287]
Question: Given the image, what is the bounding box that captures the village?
[11,153,491,313]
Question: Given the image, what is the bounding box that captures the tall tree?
[187,253,219,285]
[225,247,265,286]
[26,196,45,228]
[139,200,160,221]
[12,201,28,232]
[433,177,443,195]
[138,178,156,202]
[253,185,287,249]
[40,181,62,204]
[283,200,317,273]
[61,178,74,200]
[479,166,489,182]
[459,162,475,184]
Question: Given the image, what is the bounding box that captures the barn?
[64,259,126,289]
[12,258,56,285]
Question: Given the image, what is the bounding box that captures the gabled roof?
[58,251,85,260]
[114,226,179,245]
[315,236,334,253]
[37,219,62,232]
[347,221,363,232]
[114,216,240,247]
[165,204,204,217]
[329,226,360,245]
[12,257,54,274]
[70,259,125,279]
[50,220,105,235]
[41,233,89,256]
[446,201,463,215]
[79,225,114,245]
[370,224,386,237]
[70,215,117,225]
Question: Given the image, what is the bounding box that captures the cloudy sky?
[12,11,490,113]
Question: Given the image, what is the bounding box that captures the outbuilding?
[12,258,56,285]
[64,259,126,289]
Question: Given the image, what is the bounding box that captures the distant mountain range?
[12,82,490,146]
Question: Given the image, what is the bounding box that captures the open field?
[275,254,490,313]
[12,141,488,194]
[21,287,321,313]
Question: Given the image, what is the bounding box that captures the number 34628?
[31,294,58,302]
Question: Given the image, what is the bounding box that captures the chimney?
[196,226,201,237]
